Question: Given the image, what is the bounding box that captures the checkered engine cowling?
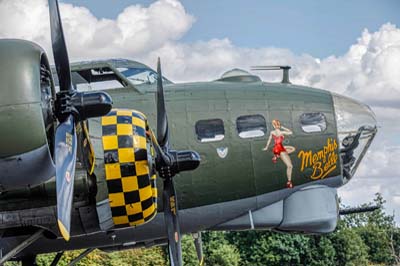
[101,109,157,228]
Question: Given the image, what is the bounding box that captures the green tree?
[225,231,263,263]
[207,243,241,266]
[330,227,369,266]
[390,227,400,264]
[202,231,241,266]
[356,225,393,264]
[181,234,200,266]
[33,247,166,266]
[225,231,311,266]
[340,193,397,265]
[304,236,336,266]
[250,233,310,266]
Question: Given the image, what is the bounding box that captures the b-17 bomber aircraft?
[0,0,378,265]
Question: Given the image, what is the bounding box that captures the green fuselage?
[0,72,341,215]
[90,80,340,211]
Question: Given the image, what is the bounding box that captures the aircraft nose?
[332,93,377,182]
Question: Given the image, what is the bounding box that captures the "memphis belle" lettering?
[297,138,338,180]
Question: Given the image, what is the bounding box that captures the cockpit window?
[300,112,327,133]
[236,115,267,138]
[117,67,158,85]
[195,119,225,143]
[54,61,171,91]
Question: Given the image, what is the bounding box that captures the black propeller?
[156,60,169,148]
[192,232,204,266]
[153,58,201,266]
[48,0,112,241]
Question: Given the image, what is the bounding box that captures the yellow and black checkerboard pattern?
[101,109,157,227]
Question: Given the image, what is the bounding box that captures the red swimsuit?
[271,134,293,188]
[272,134,286,156]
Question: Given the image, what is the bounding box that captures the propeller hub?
[55,91,112,122]
[174,150,201,173]
[156,150,200,179]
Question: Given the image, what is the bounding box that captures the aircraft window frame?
[76,80,124,91]
[117,67,158,85]
[56,71,125,92]
[236,114,267,139]
[195,119,225,143]
[299,112,327,133]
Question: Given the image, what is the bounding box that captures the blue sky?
[63,0,400,58]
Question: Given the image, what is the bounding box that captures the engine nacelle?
[0,40,55,191]
[96,109,157,230]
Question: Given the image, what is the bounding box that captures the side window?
[300,112,327,133]
[236,114,267,138]
[195,119,225,142]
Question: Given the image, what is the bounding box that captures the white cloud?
[145,23,400,110]
[141,39,321,84]
[317,24,400,107]
[338,174,400,222]
[1,0,399,219]
[0,0,194,60]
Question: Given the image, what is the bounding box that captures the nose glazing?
[332,93,377,183]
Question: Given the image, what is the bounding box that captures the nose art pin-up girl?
[262,119,296,188]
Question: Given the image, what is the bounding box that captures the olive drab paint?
[0,56,342,213]
[86,75,341,210]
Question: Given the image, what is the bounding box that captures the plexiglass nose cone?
[332,93,377,182]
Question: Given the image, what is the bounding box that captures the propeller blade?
[156,58,169,148]
[55,114,77,241]
[192,232,204,266]
[153,58,200,265]
[163,178,182,266]
[48,0,72,92]
[49,0,114,242]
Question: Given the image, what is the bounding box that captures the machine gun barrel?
[339,205,380,215]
